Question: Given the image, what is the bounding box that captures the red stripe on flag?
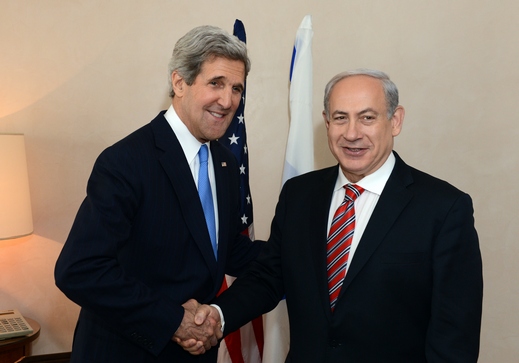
[217,277,229,296]
[224,330,245,363]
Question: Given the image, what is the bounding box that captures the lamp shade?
[0,134,33,239]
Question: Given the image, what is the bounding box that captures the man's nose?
[343,120,360,140]
[218,88,233,109]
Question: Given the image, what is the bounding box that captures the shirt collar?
[335,152,396,196]
[164,105,208,164]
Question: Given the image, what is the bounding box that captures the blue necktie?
[198,144,217,259]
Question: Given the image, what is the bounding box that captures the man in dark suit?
[54,25,262,362]
[189,69,483,362]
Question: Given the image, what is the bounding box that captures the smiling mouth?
[209,111,227,119]
[345,147,364,152]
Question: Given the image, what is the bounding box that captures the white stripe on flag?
[282,14,314,184]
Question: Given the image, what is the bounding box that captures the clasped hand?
[172,299,222,355]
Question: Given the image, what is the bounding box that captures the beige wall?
[1,0,517,361]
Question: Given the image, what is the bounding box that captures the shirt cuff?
[210,304,225,332]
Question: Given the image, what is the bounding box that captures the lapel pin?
[221,162,227,167]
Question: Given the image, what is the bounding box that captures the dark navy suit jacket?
[215,152,483,363]
[55,112,262,362]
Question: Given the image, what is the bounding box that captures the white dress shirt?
[327,152,395,274]
[164,105,219,246]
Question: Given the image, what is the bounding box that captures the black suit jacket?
[55,112,262,362]
[215,152,483,363]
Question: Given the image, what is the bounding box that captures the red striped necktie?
[327,184,364,311]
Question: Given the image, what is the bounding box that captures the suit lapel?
[338,153,414,300]
[151,115,218,278]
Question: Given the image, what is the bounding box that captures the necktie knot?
[199,144,209,164]
[344,184,364,202]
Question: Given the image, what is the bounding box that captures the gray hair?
[168,25,251,97]
[323,69,399,120]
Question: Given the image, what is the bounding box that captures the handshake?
[172,299,223,355]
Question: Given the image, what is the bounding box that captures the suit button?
[330,339,341,348]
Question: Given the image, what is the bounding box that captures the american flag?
[216,19,264,363]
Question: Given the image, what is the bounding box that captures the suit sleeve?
[54,146,182,357]
[426,193,483,362]
[225,232,264,277]
[215,182,289,334]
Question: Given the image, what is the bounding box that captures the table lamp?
[0,134,33,240]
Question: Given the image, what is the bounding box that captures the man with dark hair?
[55,25,262,362]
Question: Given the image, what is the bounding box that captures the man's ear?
[391,105,405,137]
[171,71,185,97]
[323,110,330,129]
